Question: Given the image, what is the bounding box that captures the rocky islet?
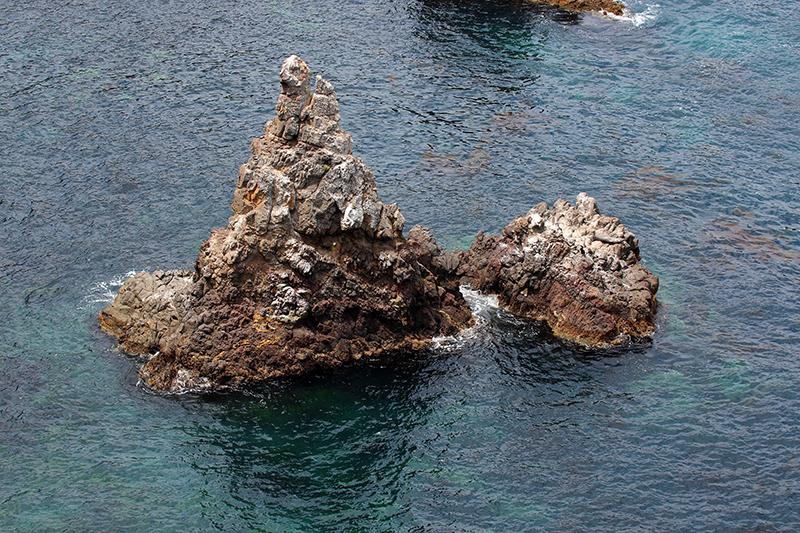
[458,194,658,345]
[100,56,658,392]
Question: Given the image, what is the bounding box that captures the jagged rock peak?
[269,55,350,153]
[99,55,471,391]
[229,56,404,256]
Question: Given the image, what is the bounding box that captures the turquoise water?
[2,0,800,530]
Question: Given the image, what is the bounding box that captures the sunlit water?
[2,0,800,530]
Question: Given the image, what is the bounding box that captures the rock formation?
[100,56,658,392]
[456,194,658,345]
[530,0,626,17]
[100,56,472,391]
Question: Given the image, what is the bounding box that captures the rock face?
[100,56,658,392]
[457,194,658,346]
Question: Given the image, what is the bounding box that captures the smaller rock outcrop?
[99,269,193,357]
[458,193,658,345]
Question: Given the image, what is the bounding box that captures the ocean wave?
[79,270,136,310]
[608,3,660,27]
[460,286,500,320]
[430,286,501,350]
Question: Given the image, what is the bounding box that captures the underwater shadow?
[161,304,654,530]
[472,300,653,388]
[406,0,564,94]
[411,0,581,37]
[169,356,447,530]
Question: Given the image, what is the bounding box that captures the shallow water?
[2,0,800,530]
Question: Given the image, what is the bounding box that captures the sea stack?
[100,56,472,391]
[100,56,658,392]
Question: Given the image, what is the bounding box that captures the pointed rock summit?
[100,56,658,392]
[101,56,471,391]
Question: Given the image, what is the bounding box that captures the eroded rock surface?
[458,193,658,345]
[100,56,658,392]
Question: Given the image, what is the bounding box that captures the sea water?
[1,0,799,530]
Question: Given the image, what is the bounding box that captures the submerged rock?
[100,56,658,392]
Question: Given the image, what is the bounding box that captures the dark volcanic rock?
[100,55,472,391]
[100,55,658,392]
[458,193,658,345]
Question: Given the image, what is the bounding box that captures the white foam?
[80,270,137,309]
[460,286,500,318]
[607,4,660,27]
[431,335,462,350]
[425,287,500,351]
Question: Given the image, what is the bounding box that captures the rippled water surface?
[2,0,800,530]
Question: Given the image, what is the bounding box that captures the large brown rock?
[529,0,627,17]
[100,56,657,392]
[100,56,472,391]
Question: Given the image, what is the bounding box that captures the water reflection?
[411,0,581,40]
[408,0,553,80]
[177,360,440,529]
[172,300,640,530]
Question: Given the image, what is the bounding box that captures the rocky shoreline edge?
[100,56,658,392]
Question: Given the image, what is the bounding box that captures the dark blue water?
[2,0,800,530]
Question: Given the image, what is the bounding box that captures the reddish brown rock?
[529,0,626,17]
[457,193,658,346]
[100,56,472,391]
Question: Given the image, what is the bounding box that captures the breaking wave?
[79,270,136,310]
[609,3,660,27]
